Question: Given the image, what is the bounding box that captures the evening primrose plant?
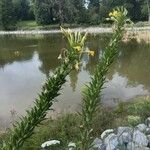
[39,7,131,150]
[59,27,94,71]
[1,27,90,150]
[78,7,131,150]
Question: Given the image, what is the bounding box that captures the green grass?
[17,21,38,30]
[21,96,150,149]
[16,20,81,30]
[15,20,150,31]
[134,21,150,27]
[1,96,150,149]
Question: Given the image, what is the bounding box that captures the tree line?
[0,0,150,30]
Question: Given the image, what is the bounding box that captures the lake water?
[0,33,150,128]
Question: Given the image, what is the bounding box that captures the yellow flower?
[88,51,95,56]
[113,11,118,17]
[109,10,120,18]
[74,62,80,71]
[14,51,20,56]
[109,12,113,17]
[73,46,82,52]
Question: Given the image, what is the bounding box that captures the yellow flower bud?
[73,46,82,52]
[109,12,113,17]
[113,11,118,17]
[88,51,95,56]
[74,62,80,71]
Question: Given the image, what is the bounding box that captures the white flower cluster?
[41,140,76,149]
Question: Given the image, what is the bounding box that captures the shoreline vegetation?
[0,26,149,43]
[1,95,150,149]
[0,20,149,34]
[0,27,150,35]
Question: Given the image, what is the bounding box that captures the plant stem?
[79,7,129,150]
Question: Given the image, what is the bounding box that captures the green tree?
[125,0,143,21]
[34,0,54,25]
[141,0,150,21]
[147,0,150,21]
[52,0,73,24]
[88,0,100,24]
[0,0,2,29]
[89,0,100,13]
[71,0,87,23]
[34,0,87,25]
[13,0,30,20]
[1,0,16,30]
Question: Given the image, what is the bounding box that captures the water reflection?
[103,73,148,106]
[0,34,149,128]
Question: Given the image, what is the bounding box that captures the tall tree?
[147,0,150,21]
[1,0,16,30]
[141,0,150,21]
[34,0,87,25]
[72,0,87,23]
[89,0,100,13]
[13,0,30,20]
[52,0,72,24]
[34,0,54,25]
[125,0,143,21]
[88,0,100,24]
[0,0,2,29]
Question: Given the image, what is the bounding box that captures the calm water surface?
[0,33,150,128]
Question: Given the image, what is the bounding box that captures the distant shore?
[0,27,150,35]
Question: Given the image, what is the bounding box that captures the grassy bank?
[16,21,84,30]
[1,96,149,149]
[16,20,150,31]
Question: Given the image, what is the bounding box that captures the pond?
[0,33,150,129]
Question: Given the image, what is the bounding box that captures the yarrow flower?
[41,140,60,148]
[101,129,114,139]
[68,142,76,148]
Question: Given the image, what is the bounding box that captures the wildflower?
[113,10,118,17]
[79,125,84,128]
[58,54,62,59]
[68,142,76,148]
[109,10,120,18]
[65,58,69,63]
[87,50,95,56]
[41,140,60,148]
[73,46,82,52]
[109,12,113,17]
[74,62,80,71]
[14,51,20,56]
[101,129,114,139]
[53,74,57,78]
